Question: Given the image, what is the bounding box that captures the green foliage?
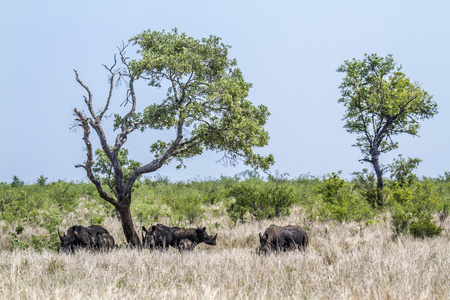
[337,53,437,158]
[165,194,205,225]
[2,172,448,251]
[48,180,79,211]
[409,218,443,239]
[289,174,322,208]
[226,181,295,222]
[11,176,24,187]
[337,53,437,195]
[316,172,375,223]
[0,182,97,251]
[93,147,142,193]
[0,186,44,224]
[388,155,421,187]
[142,175,170,187]
[351,169,379,208]
[132,199,167,225]
[36,175,48,186]
[389,181,443,238]
[128,28,274,170]
[9,222,57,252]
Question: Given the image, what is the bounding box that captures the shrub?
[48,181,79,211]
[226,181,295,222]
[389,181,443,238]
[11,176,24,187]
[388,155,421,187]
[351,169,379,208]
[36,175,48,186]
[316,172,375,223]
[132,199,167,225]
[165,194,205,225]
[409,217,443,238]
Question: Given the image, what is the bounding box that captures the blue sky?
[1,1,449,183]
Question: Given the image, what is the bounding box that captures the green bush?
[132,199,167,225]
[11,176,24,187]
[351,169,379,208]
[316,172,375,223]
[388,155,421,187]
[226,181,295,222]
[48,180,79,211]
[409,217,443,238]
[165,194,205,225]
[389,181,443,238]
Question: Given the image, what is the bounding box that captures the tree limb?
[73,108,118,207]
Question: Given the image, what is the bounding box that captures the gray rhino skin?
[258,224,308,255]
[90,232,115,251]
[142,224,217,251]
[178,238,197,251]
[58,225,109,253]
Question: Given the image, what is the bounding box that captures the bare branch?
[73,108,118,207]
[100,54,117,120]
[74,70,97,120]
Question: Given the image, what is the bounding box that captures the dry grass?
[1,212,449,299]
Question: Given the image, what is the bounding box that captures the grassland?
[1,211,449,299]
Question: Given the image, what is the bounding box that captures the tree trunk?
[117,205,141,247]
[371,152,384,207]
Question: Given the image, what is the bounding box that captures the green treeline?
[1,171,449,251]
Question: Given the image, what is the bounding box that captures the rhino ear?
[152,225,156,231]
[142,226,147,233]
[259,232,264,241]
[195,227,206,234]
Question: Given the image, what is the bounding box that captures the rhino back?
[86,225,109,235]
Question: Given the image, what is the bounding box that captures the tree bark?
[370,151,384,206]
[117,204,141,247]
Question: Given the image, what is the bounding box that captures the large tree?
[337,53,437,205]
[73,29,274,246]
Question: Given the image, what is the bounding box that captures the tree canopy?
[125,29,274,172]
[337,53,437,201]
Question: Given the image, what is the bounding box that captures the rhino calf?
[171,226,217,248]
[177,238,197,251]
[90,232,115,251]
[258,224,308,255]
[142,224,217,251]
[142,224,173,250]
[58,225,111,253]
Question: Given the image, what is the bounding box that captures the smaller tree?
[11,176,24,187]
[388,154,421,187]
[337,53,438,205]
[36,175,48,186]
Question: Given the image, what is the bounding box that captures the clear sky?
[1,1,449,183]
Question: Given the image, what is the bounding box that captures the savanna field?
[1,173,450,299]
